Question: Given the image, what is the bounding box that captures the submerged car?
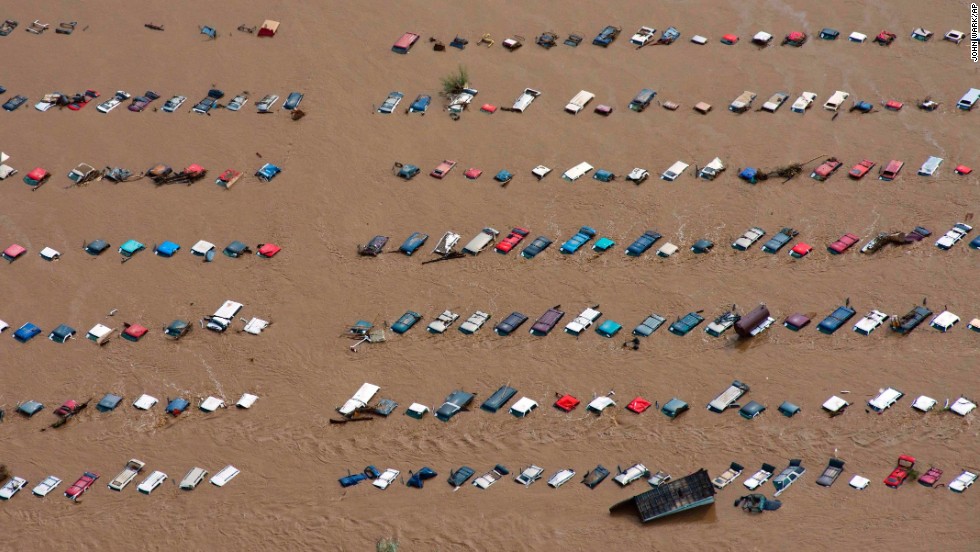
[162,95,187,112]
[593,25,621,47]
[65,472,99,501]
[391,311,422,334]
[128,91,160,112]
[283,92,304,110]
[495,227,529,254]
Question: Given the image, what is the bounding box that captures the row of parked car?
[2,238,281,263]
[341,456,977,496]
[0,87,304,114]
[2,297,271,347]
[394,154,974,188]
[336,378,976,426]
[359,220,978,266]
[367,299,978,343]
[391,26,969,54]
[0,460,241,502]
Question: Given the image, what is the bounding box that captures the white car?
[0,476,27,499]
[32,475,62,497]
[547,469,575,488]
[179,467,208,490]
[630,26,657,46]
[162,95,187,112]
[791,91,817,113]
[565,307,602,335]
[853,310,889,335]
[256,94,280,113]
[743,464,775,490]
[949,470,977,493]
[647,471,671,487]
[531,165,552,180]
[935,223,972,250]
[35,93,63,112]
[96,90,131,113]
[626,168,649,184]
[660,160,689,181]
[426,310,460,334]
[732,227,766,251]
[136,471,168,494]
[226,94,249,111]
[613,463,648,486]
[930,310,960,332]
[373,468,400,490]
[515,466,544,486]
[761,92,789,112]
[511,88,541,112]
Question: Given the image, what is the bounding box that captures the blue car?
[396,164,420,180]
[559,226,597,254]
[739,167,759,183]
[2,95,27,111]
[626,231,662,256]
[392,311,422,334]
[155,241,181,257]
[762,228,798,253]
[399,232,429,255]
[592,25,621,47]
[165,398,191,416]
[521,236,552,259]
[255,163,282,182]
[408,94,430,113]
[969,235,980,249]
[494,312,528,336]
[284,92,304,110]
[817,305,856,334]
[494,170,513,184]
[13,323,42,343]
[668,312,704,336]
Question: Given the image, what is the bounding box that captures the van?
[562,162,594,182]
[660,161,690,181]
[180,467,208,490]
[391,32,420,54]
[206,300,244,332]
[867,387,903,412]
[729,91,757,113]
[136,471,168,494]
[956,88,980,111]
[629,88,656,112]
[210,465,240,487]
[512,88,541,112]
[917,156,943,176]
[564,90,595,114]
[879,160,904,181]
[823,90,850,111]
[698,157,725,180]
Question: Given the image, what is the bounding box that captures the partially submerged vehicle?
[669,312,704,336]
[817,304,856,334]
[772,459,805,496]
[816,459,846,487]
[733,304,775,338]
[884,455,916,488]
[108,459,146,491]
[708,381,750,412]
[609,469,716,523]
[712,462,745,489]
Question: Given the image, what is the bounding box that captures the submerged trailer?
[609,469,716,523]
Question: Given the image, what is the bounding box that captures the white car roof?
[211,465,241,487]
[237,393,259,409]
[510,397,539,414]
[950,397,977,416]
[822,396,849,412]
[200,396,226,412]
[931,310,960,328]
[133,394,159,410]
[191,240,215,254]
[911,395,937,412]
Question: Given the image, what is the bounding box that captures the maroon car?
[128,90,161,112]
[53,399,81,417]
[811,158,843,181]
[918,467,943,487]
[494,227,530,254]
[828,233,860,254]
[849,159,876,179]
[65,472,99,501]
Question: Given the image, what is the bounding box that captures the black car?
[494,312,528,336]
[2,95,28,111]
[357,235,388,256]
[520,236,553,259]
[435,390,475,422]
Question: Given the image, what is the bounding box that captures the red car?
[494,227,530,254]
[429,160,457,179]
[828,233,860,254]
[67,89,100,111]
[918,467,943,487]
[65,472,99,501]
[811,158,843,181]
[884,455,916,488]
[884,100,903,111]
[53,400,81,417]
[849,159,876,179]
[789,242,813,258]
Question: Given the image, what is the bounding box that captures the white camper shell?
[918,156,943,176]
[562,162,594,182]
[564,90,595,114]
[848,32,867,43]
[661,161,690,181]
[206,300,244,332]
[531,165,552,180]
[137,471,168,494]
[957,88,980,111]
[698,157,725,180]
[791,92,817,113]
[512,88,542,112]
[211,465,241,487]
[823,90,850,111]
[339,383,380,416]
[867,387,904,412]
[462,228,499,255]
[930,310,960,331]
[180,467,208,490]
[950,397,977,416]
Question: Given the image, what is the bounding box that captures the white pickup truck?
[109,459,146,491]
[512,88,542,112]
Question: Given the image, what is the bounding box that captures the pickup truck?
[762,228,798,253]
[109,459,146,491]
